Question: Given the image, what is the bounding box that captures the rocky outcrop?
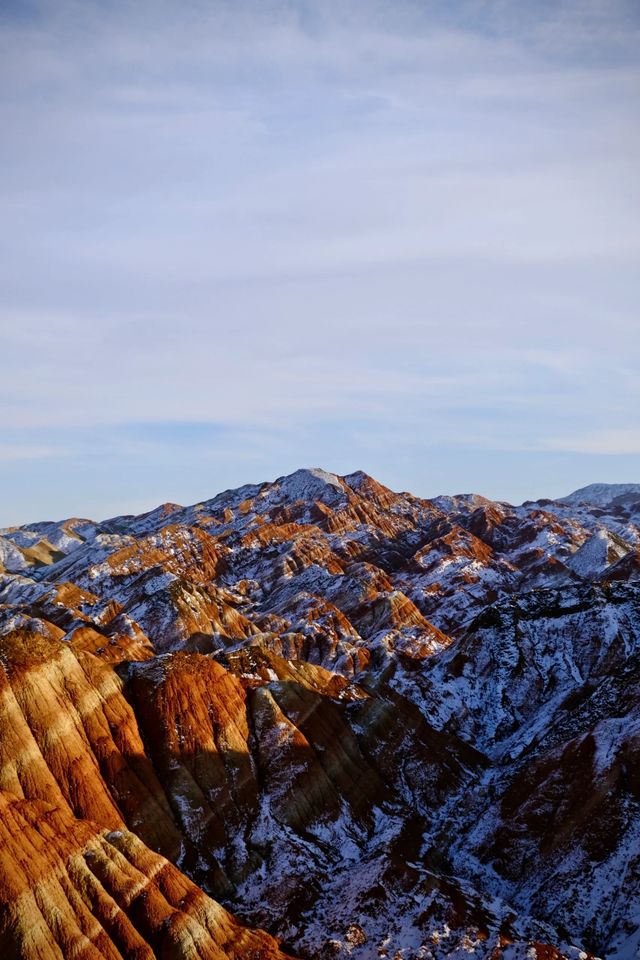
[0,792,289,959]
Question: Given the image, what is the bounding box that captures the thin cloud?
[0,0,638,518]
[544,429,640,456]
[0,443,66,463]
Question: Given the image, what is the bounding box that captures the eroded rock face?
[0,470,638,958]
[0,793,289,960]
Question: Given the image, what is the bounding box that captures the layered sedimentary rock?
[0,792,288,960]
[0,470,639,958]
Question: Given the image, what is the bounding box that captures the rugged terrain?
[1,470,639,959]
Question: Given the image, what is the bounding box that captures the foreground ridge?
[1,468,639,959]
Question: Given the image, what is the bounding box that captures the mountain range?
[1,469,639,960]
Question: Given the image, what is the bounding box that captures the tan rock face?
[0,624,182,855]
[0,469,638,958]
[0,792,289,960]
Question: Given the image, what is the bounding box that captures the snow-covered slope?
[561,482,640,507]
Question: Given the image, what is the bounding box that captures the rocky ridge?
[0,469,639,959]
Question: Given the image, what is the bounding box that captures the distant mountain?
[1,468,639,959]
[560,481,640,507]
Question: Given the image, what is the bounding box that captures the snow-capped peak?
[275,467,345,503]
[560,482,640,507]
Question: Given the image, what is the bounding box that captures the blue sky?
[1,0,639,524]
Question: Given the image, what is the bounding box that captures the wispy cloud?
[0,0,638,521]
[544,428,640,456]
[0,443,65,463]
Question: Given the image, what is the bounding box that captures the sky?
[1,0,639,525]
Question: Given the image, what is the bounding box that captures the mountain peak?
[274,467,345,503]
[560,482,640,507]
